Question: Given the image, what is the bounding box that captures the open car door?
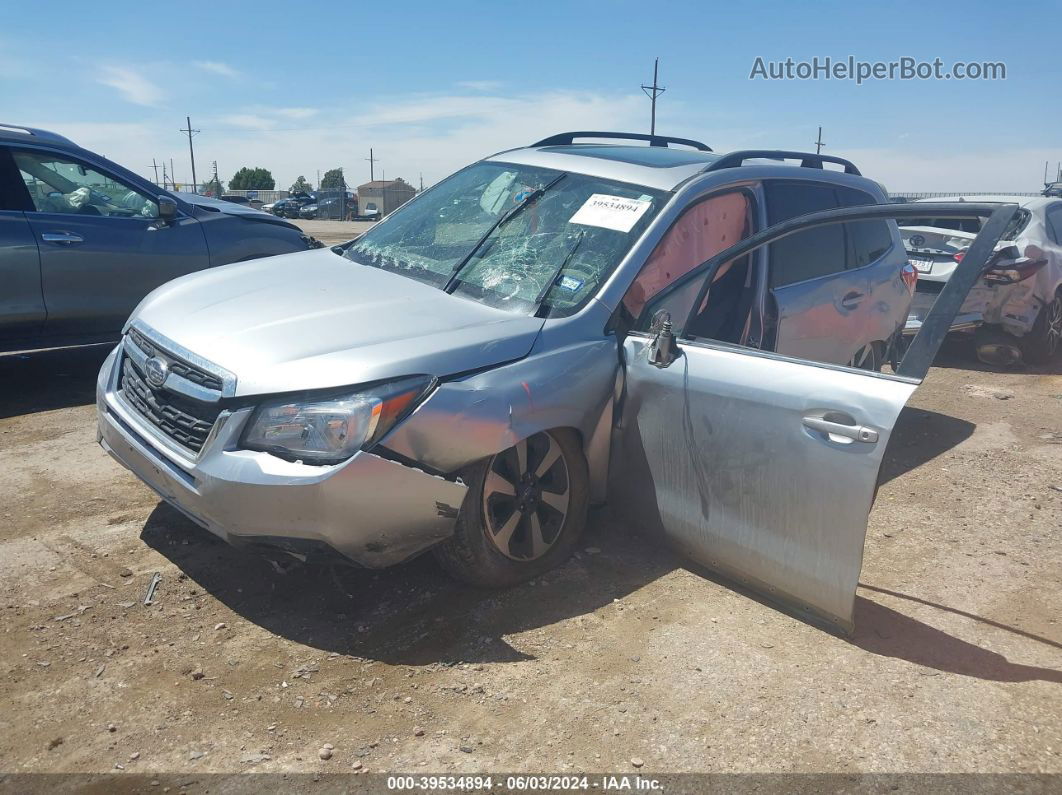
[611,203,1018,633]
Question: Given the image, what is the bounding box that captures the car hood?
[130,248,545,396]
[174,192,300,230]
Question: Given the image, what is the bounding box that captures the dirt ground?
[0,338,1059,778]
[296,219,376,245]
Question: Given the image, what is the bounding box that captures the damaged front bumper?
[95,347,468,567]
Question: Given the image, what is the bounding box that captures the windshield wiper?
[443,172,567,293]
[533,231,585,313]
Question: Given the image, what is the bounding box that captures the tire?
[1020,288,1062,365]
[433,429,589,587]
[847,341,883,372]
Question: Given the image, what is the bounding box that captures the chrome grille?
[126,327,223,391]
[119,356,221,453]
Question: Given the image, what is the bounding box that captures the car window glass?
[1047,206,1062,245]
[765,182,844,286]
[346,162,665,316]
[836,186,893,268]
[623,190,752,321]
[0,147,33,211]
[13,149,159,218]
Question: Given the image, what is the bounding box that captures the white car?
[902,195,1062,364]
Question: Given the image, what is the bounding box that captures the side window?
[0,148,32,211]
[12,149,158,219]
[765,182,844,286]
[836,186,893,268]
[623,190,753,324]
[1047,206,1062,245]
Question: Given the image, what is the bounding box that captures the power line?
[641,58,666,136]
[179,116,200,192]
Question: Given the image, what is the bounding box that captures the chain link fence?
[890,191,1040,200]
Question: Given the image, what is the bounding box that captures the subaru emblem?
[144,356,168,389]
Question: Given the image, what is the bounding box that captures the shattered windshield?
[344,162,667,315]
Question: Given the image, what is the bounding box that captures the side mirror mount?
[648,310,680,368]
[157,196,178,223]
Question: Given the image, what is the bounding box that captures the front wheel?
[847,341,883,371]
[1020,288,1062,364]
[433,429,589,587]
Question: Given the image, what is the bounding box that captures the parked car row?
[0,123,321,352]
[901,195,1062,365]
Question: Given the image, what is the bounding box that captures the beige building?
[357,178,416,217]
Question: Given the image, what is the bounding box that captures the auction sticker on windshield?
[569,194,652,233]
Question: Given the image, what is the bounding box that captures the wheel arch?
[380,339,619,504]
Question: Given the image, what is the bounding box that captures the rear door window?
[836,186,893,268]
[1046,205,1062,245]
[765,182,845,286]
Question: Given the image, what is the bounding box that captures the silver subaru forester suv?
[97,131,1012,632]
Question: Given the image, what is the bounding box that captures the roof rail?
[705,150,861,176]
[532,131,712,152]
[0,123,76,146]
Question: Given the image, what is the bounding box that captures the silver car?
[96,131,1009,632]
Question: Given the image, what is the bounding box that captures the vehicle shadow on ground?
[928,336,1062,376]
[851,593,1062,684]
[141,502,680,666]
[877,407,975,485]
[142,499,1062,683]
[0,345,112,419]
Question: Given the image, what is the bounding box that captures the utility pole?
[419,172,424,192]
[815,126,825,155]
[170,158,176,189]
[151,158,160,185]
[366,148,378,183]
[162,163,168,190]
[179,116,200,193]
[211,161,220,197]
[641,58,666,136]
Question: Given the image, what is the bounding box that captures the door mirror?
[648,310,679,368]
[157,196,178,222]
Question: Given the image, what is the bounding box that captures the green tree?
[200,177,225,197]
[229,167,275,190]
[319,168,345,190]
[290,175,312,194]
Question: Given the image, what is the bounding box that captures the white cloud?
[457,80,504,92]
[96,65,163,106]
[27,92,1059,196]
[194,60,240,79]
[217,114,279,130]
[840,146,1061,193]
[275,107,319,120]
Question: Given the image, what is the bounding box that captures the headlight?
[240,375,434,464]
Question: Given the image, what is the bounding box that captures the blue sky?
[2,1,1059,191]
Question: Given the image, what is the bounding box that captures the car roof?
[485,144,718,191]
[486,137,868,193]
[0,123,76,147]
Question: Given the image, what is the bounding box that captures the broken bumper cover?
[95,347,467,567]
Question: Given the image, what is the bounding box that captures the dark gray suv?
[0,123,318,353]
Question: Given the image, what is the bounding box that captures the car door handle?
[840,290,864,309]
[802,415,879,443]
[41,232,84,244]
